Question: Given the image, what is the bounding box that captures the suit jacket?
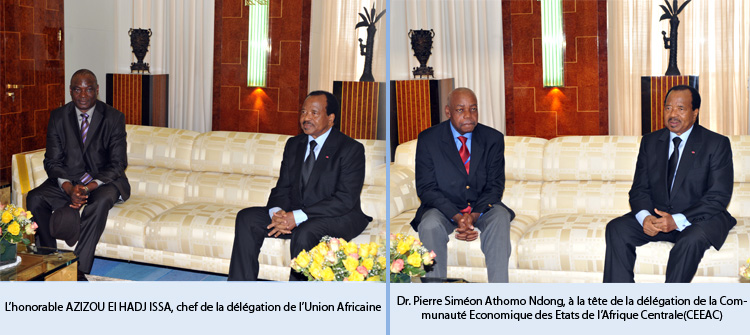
[629,124,735,249]
[266,127,371,224]
[43,100,130,201]
[410,121,515,231]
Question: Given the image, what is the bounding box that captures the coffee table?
[0,245,78,281]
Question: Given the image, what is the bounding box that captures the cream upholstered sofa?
[12,125,387,281]
[390,135,750,283]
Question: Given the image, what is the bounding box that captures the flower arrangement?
[1,203,37,253]
[389,233,435,282]
[291,236,387,281]
[740,258,750,282]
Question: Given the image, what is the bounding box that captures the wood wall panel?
[0,0,64,185]
[334,81,382,140]
[503,0,608,139]
[212,0,311,136]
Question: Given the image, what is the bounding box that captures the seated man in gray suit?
[412,87,515,283]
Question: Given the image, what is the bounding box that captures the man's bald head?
[444,87,479,135]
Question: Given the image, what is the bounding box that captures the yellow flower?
[366,275,381,282]
[310,263,323,280]
[315,241,329,254]
[344,242,358,255]
[322,267,335,281]
[407,252,422,268]
[343,256,359,272]
[359,244,371,258]
[295,250,311,268]
[347,271,364,281]
[12,207,23,217]
[377,256,386,268]
[397,240,410,255]
[369,242,379,256]
[362,257,374,271]
[1,211,12,224]
[406,235,416,245]
[311,250,325,265]
[25,211,33,220]
[7,222,21,236]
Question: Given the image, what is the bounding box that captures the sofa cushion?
[543,136,640,182]
[505,136,546,182]
[125,166,190,201]
[126,125,199,170]
[517,214,750,279]
[100,197,179,248]
[184,172,277,207]
[144,203,290,268]
[540,181,632,216]
[191,131,290,177]
[358,139,387,186]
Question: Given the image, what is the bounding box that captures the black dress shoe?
[77,270,88,282]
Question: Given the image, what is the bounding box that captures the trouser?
[26,179,120,273]
[228,206,368,281]
[417,205,512,283]
[603,215,711,283]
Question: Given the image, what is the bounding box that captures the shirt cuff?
[57,178,71,188]
[635,209,651,226]
[292,210,308,226]
[672,213,691,231]
[268,207,282,219]
[93,179,104,186]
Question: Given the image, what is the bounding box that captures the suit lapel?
[440,122,467,176]
[292,135,307,197]
[83,102,103,153]
[656,129,670,198]
[305,128,341,194]
[67,105,85,150]
[469,126,483,179]
[670,126,703,200]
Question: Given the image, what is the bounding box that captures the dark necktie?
[80,113,92,184]
[667,137,682,193]
[301,140,317,187]
[458,136,470,174]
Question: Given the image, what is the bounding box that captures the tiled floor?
[90,257,227,281]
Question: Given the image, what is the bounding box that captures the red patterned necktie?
[458,136,471,213]
[458,135,470,174]
[80,113,92,184]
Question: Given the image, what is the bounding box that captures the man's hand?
[653,208,678,233]
[63,182,88,209]
[454,212,480,242]
[642,215,660,236]
[267,210,296,237]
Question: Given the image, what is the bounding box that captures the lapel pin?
[326,156,329,159]
[691,151,695,154]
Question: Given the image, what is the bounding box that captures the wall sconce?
[541,0,564,87]
[246,0,270,87]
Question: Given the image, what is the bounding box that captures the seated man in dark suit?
[228,91,371,281]
[26,69,130,281]
[412,87,515,283]
[604,85,735,283]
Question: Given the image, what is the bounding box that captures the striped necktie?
[80,113,92,184]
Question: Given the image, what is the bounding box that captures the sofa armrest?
[390,164,420,218]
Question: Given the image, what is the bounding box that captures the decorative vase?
[390,273,411,283]
[408,29,435,78]
[129,28,153,73]
[0,239,17,266]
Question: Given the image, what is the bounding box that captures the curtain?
[608,0,750,135]
[390,0,506,132]
[118,0,215,132]
[308,0,387,92]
